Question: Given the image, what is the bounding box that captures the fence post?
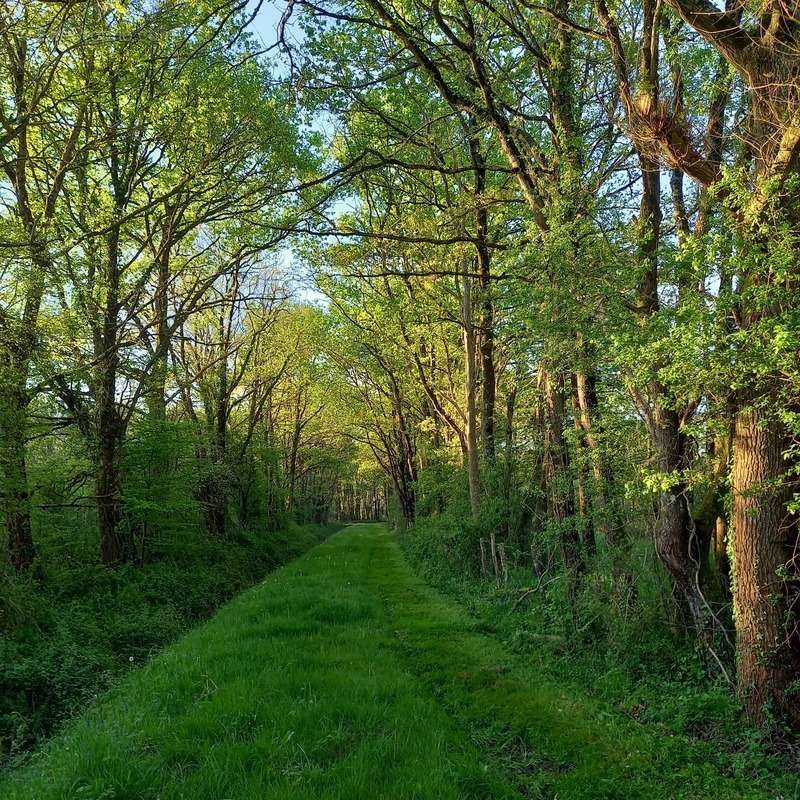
[490,532,500,580]
[498,542,508,585]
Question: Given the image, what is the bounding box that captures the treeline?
[2,0,799,749]
[287,0,800,733]
[0,0,375,576]
[0,1,391,762]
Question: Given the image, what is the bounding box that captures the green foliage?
[3,525,795,799]
[0,519,339,767]
[122,420,202,552]
[400,519,796,796]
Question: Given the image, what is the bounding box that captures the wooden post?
[498,542,508,585]
[479,538,488,577]
[490,532,500,580]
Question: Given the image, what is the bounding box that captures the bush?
[399,508,794,786]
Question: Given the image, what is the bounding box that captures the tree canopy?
[1,0,799,761]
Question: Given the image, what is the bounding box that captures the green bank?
[1,524,781,799]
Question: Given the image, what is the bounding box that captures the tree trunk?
[504,386,517,538]
[478,272,496,463]
[693,419,734,599]
[462,272,480,520]
[648,403,709,632]
[97,419,126,565]
[146,240,171,419]
[96,224,132,566]
[287,389,304,515]
[714,515,731,600]
[731,406,800,728]
[205,346,229,539]
[468,135,496,464]
[0,253,49,571]
[96,350,127,565]
[0,389,35,570]
[573,365,625,546]
[542,366,582,603]
[571,374,596,556]
[634,88,710,637]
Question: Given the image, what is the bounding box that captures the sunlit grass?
[1,524,777,799]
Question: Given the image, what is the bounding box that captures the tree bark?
[731,406,800,728]
[573,369,619,538]
[504,385,517,538]
[542,366,582,602]
[571,376,596,556]
[96,224,131,566]
[647,403,711,636]
[467,130,496,464]
[0,388,35,570]
[462,272,481,520]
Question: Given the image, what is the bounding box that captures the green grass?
[1,524,789,799]
[0,521,339,765]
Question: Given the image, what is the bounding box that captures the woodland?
[0,0,799,793]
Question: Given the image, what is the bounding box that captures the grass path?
[1,524,775,799]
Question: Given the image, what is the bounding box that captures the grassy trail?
[1,524,774,799]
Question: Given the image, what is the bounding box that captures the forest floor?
[0,524,786,799]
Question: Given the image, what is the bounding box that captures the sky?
[247,2,330,306]
[250,1,284,47]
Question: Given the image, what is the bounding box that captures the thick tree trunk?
[731,407,800,728]
[0,390,35,570]
[96,225,132,566]
[648,403,710,634]
[542,366,582,602]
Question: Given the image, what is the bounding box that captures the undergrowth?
[0,520,340,768]
[400,514,800,796]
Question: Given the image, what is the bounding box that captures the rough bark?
[647,404,709,633]
[731,406,800,728]
[542,366,582,602]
